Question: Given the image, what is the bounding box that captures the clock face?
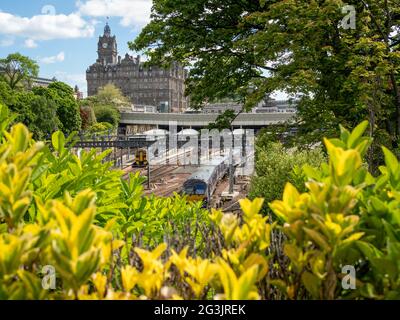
[102,43,108,49]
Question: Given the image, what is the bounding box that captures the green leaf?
[382,146,399,175]
[52,131,65,153]
[370,258,398,280]
[356,241,382,260]
[348,121,369,148]
[301,272,321,299]
[303,227,331,251]
[11,124,30,153]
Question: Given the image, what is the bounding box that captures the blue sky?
[0,0,152,96]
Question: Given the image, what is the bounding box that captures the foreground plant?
[0,104,267,300]
[270,122,400,299]
[1,102,400,300]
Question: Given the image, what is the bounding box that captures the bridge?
[119,112,295,130]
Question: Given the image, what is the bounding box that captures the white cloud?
[24,39,38,48]
[41,52,65,64]
[0,12,95,41]
[77,0,152,28]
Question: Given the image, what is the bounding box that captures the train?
[132,148,148,167]
[182,150,241,208]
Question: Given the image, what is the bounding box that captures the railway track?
[148,165,179,183]
[122,165,176,182]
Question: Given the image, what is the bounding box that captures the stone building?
[86,23,188,113]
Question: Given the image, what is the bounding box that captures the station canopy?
[232,129,246,135]
[177,129,199,136]
[143,129,169,136]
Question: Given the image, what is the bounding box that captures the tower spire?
[104,18,111,37]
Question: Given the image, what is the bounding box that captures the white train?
[182,149,241,207]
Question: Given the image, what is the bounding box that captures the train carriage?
[182,149,241,207]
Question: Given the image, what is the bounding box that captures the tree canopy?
[1,89,59,139]
[0,53,83,137]
[0,80,14,106]
[28,95,60,139]
[93,105,121,127]
[96,84,130,108]
[34,82,82,134]
[0,53,39,90]
[78,84,128,132]
[131,0,400,150]
[207,109,237,131]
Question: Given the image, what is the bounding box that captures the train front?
[182,180,208,208]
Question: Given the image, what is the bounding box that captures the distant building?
[87,23,189,113]
[202,102,243,114]
[30,76,57,88]
[255,98,298,113]
[73,85,84,100]
[200,98,298,114]
[131,105,158,113]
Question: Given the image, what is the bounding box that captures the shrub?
[94,105,120,128]
[270,121,400,299]
[249,142,325,213]
[87,122,114,134]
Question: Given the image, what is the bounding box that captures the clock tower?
[97,22,118,65]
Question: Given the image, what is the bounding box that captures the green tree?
[5,90,59,139]
[0,53,39,90]
[93,105,120,127]
[79,84,128,132]
[29,96,60,140]
[34,82,82,134]
[131,0,400,159]
[96,83,129,108]
[0,80,14,106]
[87,122,114,134]
[8,90,36,129]
[207,109,237,131]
